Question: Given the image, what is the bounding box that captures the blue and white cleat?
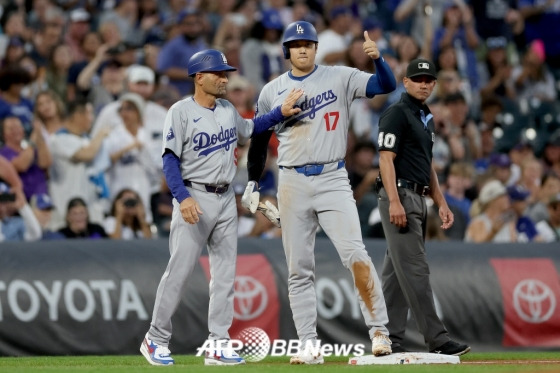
[204,343,246,366]
[140,333,175,366]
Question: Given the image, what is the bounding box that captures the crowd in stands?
[0,0,559,243]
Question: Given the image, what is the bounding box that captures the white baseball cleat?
[372,332,392,356]
[204,340,246,366]
[140,333,175,366]
[290,340,324,365]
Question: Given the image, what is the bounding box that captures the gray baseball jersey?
[148,96,254,347]
[162,97,253,185]
[256,65,371,166]
[254,65,390,346]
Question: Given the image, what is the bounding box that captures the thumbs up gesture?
[363,31,380,60]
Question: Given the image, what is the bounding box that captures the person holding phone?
[103,188,152,240]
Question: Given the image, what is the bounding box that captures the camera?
[0,193,16,203]
[123,198,138,208]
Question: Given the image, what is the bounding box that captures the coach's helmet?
[281,21,318,59]
[187,49,237,77]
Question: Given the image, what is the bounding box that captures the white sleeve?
[20,204,42,241]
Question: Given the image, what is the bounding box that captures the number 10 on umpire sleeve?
[324,111,339,131]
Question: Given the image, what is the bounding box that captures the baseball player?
[376,58,470,355]
[140,49,303,366]
[242,21,396,364]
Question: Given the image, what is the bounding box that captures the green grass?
[0,352,559,372]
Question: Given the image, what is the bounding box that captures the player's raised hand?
[180,197,203,224]
[280,88,304,117]
[363,31,380,60]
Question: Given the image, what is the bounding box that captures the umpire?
[376,58,470,356]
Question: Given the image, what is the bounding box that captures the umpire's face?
[404,75,436,103]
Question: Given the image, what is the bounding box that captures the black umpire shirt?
[378,92,435,186]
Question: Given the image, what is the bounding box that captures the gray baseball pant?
[378,187,450,350]
[148,188,238,346]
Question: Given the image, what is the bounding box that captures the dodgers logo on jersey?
[166,128,175,141]
[193,126,237,157]
[285,90,338,127]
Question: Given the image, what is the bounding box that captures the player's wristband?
[252,106,283,135]
[162,151,191,203]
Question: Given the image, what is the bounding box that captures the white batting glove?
[258,200,281,228]
[241,181,260,213]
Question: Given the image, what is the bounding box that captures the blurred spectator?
[542,130,560,176]
[426,203,448,240]
[66,31,103,102]
[519,0,560,71]
[239,9,285,94]
[138,0,167,45]
[428,69,472,106]
[105,93,156,223]
[64,8,91,63]
[156,8,207,96]
[28,8,65,68]
[226,75,255,119]
[92,65,168,216]
[507,184,542,242]
[474,96,503,173]
[45,43,73,100]
[0,155,22,191]
[104,188,152,239]
[517,156,543,205]
[0,11,29,53]
[0,182,41,242]
[535,193,560,242]
[30,193,64,240]
[465,179,517,242]
[507,141,534,186]
[510,39,557,102]
[58,197,108,239]
[478,36,516,100]
[526,172,560,225]
[0,116,51,200]
[394,0,448,45]
[487,153,513,186]
[78,56,127,115]
[316,6,354,65]
[49,100,111,228]
[99,0,145,46]
[19,54,48,102]
[347,140,379,237]
[33,89,65,137]
[98,20,123,48]
[444,162,475,240]
[0,66,34,136]
[1,36,26,68]
[432,1,480,90]
[471,0,524,42]
[440,92,481,162]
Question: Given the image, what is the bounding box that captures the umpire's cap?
[187,49,237,77]
[282,21,318,59]
[406,58,437,80]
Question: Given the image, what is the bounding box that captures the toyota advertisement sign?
[0,239,558,356]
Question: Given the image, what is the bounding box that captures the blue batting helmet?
[187,49,237,77]
[281,21,318,59]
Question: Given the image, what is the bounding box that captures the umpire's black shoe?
[391,345,409,353]
[430,340,471,356]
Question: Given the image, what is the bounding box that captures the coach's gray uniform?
[256,65,389,343]
[148,97,253,345]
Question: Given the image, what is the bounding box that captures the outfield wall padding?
[0,239,558,356]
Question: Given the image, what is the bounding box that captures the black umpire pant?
[378,187,450,350]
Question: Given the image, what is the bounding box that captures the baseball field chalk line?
[348,352,460,365]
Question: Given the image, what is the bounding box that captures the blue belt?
[279,160,345,176]
[184,180,229,194]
